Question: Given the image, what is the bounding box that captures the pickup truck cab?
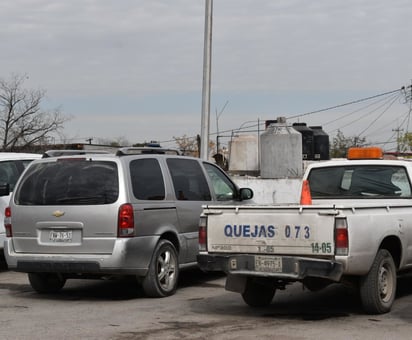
[198,147,412,314]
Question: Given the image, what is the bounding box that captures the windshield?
[203,162,238,201]
[15,160,119,205]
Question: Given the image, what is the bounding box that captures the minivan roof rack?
[116,147,181,156]
[42,150,112,158]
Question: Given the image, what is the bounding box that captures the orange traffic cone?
[300,180,312,205]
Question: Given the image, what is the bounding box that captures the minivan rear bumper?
[4,236,159,277]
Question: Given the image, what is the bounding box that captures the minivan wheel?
[28,273,66,294]
[142,239,179,297]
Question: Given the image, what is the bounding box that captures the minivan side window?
[15,160,119,205]
[167,158,212,201]
[203,162,237,201]
[130,158,165,200]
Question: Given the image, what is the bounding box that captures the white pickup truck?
[197,147,412,314]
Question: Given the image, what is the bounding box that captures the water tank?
[228,135,259,175]
[265,120,277,129]
[310,126,330,160]
[260,117,303,178]
[292,123,314,160]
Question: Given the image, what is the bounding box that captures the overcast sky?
[1,0,411,150]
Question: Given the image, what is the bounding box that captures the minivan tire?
[142,239,179,297]
[28,273,66,294]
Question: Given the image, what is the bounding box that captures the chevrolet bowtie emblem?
[52,210,65,217]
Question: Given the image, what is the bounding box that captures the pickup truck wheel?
[142,239,179,298]
[241,278,276,307]
[28,273,66,294]
[359,249,397,314]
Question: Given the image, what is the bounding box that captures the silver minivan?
[4,148,253,297]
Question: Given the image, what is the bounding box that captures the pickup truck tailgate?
[204,205,337,256]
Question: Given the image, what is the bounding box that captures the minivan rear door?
[10,158,120,254]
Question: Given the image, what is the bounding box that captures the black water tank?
[310,126,330,160]
[265,120,277,129]
[292,123,314,160]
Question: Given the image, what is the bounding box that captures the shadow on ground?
[0,253,7,272]
[0,266,225,302]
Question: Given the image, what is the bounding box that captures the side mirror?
[0,183,10,197]
[239,187,253,201]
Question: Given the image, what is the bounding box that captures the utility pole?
[392,127,403,153]
[200,0,213,160]
[216,100,228,154]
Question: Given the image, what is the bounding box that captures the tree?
[173,135,199,157]
[330,130,367,158]
[97,136,130,147]
[397,132,412,153]
[173,134,216,158]
[0,74,69,151]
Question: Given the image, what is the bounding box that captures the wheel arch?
[379,235,402,269]
[160,231,180,254]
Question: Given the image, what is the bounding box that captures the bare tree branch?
[0,73,70,151]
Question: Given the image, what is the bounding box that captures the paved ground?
[1,259,412,340]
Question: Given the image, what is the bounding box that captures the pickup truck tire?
[142,239,179,298]
[28,273,66,294]
[359,249,397,314]
[241,278,276,307]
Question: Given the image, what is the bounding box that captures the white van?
[0,153,42,252]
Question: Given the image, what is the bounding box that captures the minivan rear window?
[15,160,119,205]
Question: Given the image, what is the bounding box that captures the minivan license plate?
[49,230,73,242]
[255,255,282,273]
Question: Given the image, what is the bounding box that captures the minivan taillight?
[335,217,348,255]
[199,216,207,251]
[118,204,134,237]
[4,206,12,237]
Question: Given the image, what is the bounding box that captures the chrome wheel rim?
[157,249,177,291]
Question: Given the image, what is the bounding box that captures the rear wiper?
[55,195,109,204]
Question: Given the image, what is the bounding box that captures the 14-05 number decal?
[311,242,332,253]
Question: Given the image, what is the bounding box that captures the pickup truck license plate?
[255,255,282,273]
[49,230,73,242]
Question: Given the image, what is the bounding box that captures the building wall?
[231,176,302,204]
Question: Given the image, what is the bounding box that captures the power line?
[328,92,401,134]
[287,87,404,120]
[323,92,400,127]
[157,87,407,146]
[356,94,400,138]
[363,108,409,138]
